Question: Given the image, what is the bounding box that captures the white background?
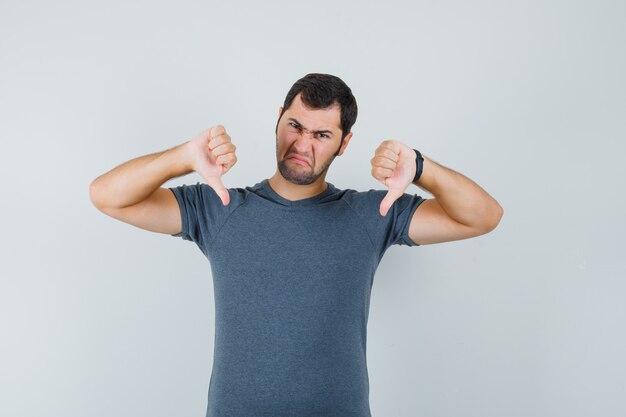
[1,0,624,416]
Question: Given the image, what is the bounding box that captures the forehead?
[286,94,341,131]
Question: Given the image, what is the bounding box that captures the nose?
[291,136,310,154]
[289,133,314,159]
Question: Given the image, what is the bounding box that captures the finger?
[216,153,236,170]
[371,155,396,169]
[211,125,226,138]
[379,140,402,155]
[379,188,404,217]
[376,147,399,162]
[204,175,231,206]
[208,134,231,151]
[371,166,393,183]
[210,142,235,156]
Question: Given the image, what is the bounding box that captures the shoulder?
[170,181,250,213]
[340,187,399,213]
[335,188,393,227]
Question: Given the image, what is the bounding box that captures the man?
[90,73,503,417]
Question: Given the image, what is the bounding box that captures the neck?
[267,173,328,201]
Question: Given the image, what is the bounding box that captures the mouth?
[287,155,310,166]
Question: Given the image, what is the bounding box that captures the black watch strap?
[413,149,424,183]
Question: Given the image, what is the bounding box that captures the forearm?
[413,154,503,229]
[89,141,193,209]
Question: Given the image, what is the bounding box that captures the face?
[275,93,352,185]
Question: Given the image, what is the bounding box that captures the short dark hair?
[276,73,358,145]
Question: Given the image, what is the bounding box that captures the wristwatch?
[412,149,424,183]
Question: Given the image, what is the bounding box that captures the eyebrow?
[287,118,336,137]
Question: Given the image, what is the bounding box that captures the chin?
[278,163,317,185]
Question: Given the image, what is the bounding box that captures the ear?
[336,131,353,157]
[278,106,283,118]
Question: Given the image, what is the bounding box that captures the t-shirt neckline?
[261,178,335,207]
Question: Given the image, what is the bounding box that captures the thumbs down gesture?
[370,140,417,217]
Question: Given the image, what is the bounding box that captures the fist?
[187,125,237,206]
[370,140,417,216]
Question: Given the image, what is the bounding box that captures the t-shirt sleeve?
[168,181,242,253]
[346,189,428,258]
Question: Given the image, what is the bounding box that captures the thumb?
[204,175,230,206]
[379,188,403,217]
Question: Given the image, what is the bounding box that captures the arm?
[89,141,193,210]
[408,154,504,245]
[89,125,237,235]
[88,141,194,235]
[371,140,503,246]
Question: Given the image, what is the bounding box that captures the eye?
[317,133,329,139]
[289,122,300,129]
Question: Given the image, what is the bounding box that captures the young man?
[90,73,503,417]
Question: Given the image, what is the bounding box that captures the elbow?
[476,202,503,234]
[89,179,104,209]
[486,203,504,232]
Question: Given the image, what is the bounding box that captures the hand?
[186,125,237,206]
[370,140,416,216]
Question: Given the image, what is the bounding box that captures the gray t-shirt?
[169,179,426,417]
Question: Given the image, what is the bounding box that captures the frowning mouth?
[287,155,310,166]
